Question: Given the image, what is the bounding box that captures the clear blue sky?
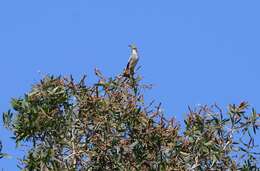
[1,1,260,170]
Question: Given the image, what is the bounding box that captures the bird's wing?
[126,55,133,69]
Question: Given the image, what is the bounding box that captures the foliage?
[3,69,260,170]
[0,140,6,160]
[0,130,9,160]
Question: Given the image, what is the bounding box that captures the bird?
[124,44,139,77]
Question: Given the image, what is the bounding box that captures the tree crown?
[3,69,260,170]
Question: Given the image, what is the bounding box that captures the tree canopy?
[2,68,260,170]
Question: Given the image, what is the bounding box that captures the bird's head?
[128,44,138,51]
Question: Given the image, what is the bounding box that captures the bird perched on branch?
[124,44,139,77]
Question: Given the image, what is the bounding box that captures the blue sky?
[1,1,260,170]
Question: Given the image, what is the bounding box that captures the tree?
[3,68,260,170]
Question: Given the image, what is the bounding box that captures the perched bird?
[124,44,139,77]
